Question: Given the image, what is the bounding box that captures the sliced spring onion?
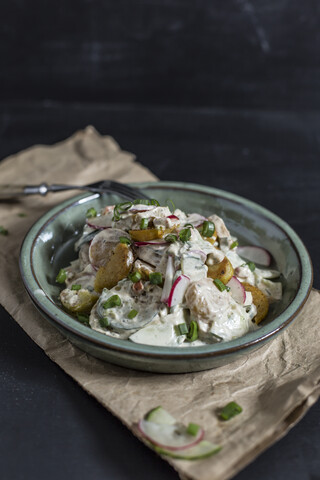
[164,234,178,243]
[128,309,138,319]
[201,220,215,237]
[213,278,227,292]
[86,207,97,218]
[230,240,239,249]
[247,261,256,272]
[150,199,160,206]
[113,201,133,221]
[149,272,163,285]
[119,236,131,245]
[129,271,142,283]
[103,294,122,309]
[140,218,149,230]
[175,323,188,335]
[166,199,175,212]
[0,226,8,236]
[187,423,201,436]
[99,317,109,328]
[186,321,198,342]
[219,402,242,421]
[77,313,89,325]
[71,284,82,291]
[184,223,194,229]
[56,268,67,284]
[179,228,191,243]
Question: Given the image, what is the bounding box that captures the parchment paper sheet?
[0,127,319,480]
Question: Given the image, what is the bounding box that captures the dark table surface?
[1,1,320,479]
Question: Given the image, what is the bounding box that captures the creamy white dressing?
[59,200,283,346]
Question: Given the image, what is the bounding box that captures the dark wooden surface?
[0,1,319,479]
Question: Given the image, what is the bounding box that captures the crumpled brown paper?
[0,126,319,480]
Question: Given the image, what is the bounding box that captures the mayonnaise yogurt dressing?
[59,200,282,347]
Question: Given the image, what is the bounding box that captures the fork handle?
[0,183,50,198]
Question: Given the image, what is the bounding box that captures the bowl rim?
[20,181,313,360]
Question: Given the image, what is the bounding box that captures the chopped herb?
[112,201,133,221]
[219,402,242,421]
[128,309,138,319]
[129,271,142,283]
[179,228,191,243]
[175,323,188,335]
[213,278,228,292]
[99,317,109,328]
[119,236,131,245]
[166,199,175,212]
[186,321,198,342]
[86,207,97,218]
[77,313,89,325]
[56,268,67,283]
[247,261,256,272]
[71,284,82,291]
[186,423,200,436]
[140,218,149,230]
[184,223,194,229]
[0,226,8,236]
[164,233,178,243]
[150,199,160,206]
[230,240,238,249]
[149,272,163,285]
[201,221,215,238]
[103,294,122,309]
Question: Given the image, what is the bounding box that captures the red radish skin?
[167,215,179,220]
[237,246,272,267]
[227,276,246,305]
[86,220,111,230]
[137,419,204,451]
[167,275,190,308]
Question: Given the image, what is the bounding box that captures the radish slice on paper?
[237,246,272,267]
[138,419,204,451]
[167,275,190,308]
[161,255,175,303]
[155,440,222,460]
[226,276,246,305]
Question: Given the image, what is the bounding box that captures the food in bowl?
[57,199,282,347]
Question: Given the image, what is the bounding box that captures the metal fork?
[0,180,150,200]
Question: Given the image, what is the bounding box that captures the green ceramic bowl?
[20,181,313,373]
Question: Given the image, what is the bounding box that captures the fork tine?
[108,181,150,200]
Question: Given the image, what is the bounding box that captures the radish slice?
[155,440,222,460]
[237,246,272,266]
[138,419,204,451]
[184,213,207,228]
[86,216,112,229]
[226,276,246,305]
[129,205,155,213]
[161,255,175,303]
[145,406,176,425]
[134,240,169,246]
[167,275,190,308]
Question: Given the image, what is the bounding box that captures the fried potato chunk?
[94,243,134,292]
[242,282,269,324]
[129,228,172,242]
[207,257,234,284]
[60,289,99,314]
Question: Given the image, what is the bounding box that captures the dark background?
[0,1,319,479]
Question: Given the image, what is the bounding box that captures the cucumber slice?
[138,419,204,450]
[154,440,222,460]
[145,406,176,425]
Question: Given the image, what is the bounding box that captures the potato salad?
[57,199,282,347]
